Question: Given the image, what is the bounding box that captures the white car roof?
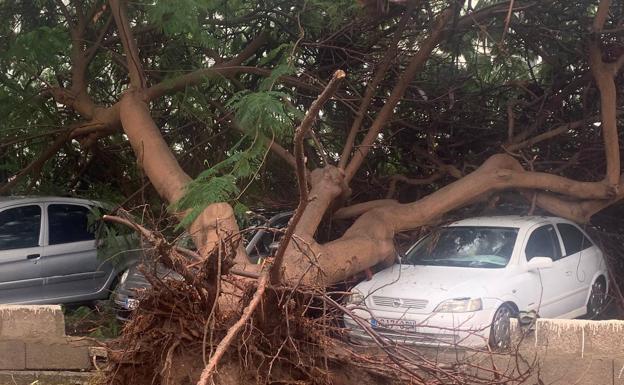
[0,195,104,208]
[447,215,567,229]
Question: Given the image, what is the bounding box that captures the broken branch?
[271,70,346,284]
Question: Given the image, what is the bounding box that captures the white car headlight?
[434,298,482,313]
[346,290,365,306]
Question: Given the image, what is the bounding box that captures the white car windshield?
[405,226,519,268]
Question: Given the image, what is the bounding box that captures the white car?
[344,216,608,348]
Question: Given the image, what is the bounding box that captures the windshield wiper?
[417,259,452,266]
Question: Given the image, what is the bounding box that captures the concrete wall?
[0,305,92,371]
[1,305,624,384]
[515,318,624,356]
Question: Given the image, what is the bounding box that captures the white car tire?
[489,303,515,350]
[587,277,607,319]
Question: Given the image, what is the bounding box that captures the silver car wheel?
[490,304,513,349]
[587,279,606,318]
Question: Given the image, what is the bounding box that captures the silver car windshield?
[405,226,519,268]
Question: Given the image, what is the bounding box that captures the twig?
[103,214,260,278]
[343,6,455,183]
[0,129,72,194]
[102,214,155,242]
[338,3,413,168]
[102,214,204,304]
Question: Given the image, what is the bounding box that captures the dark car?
[113,212,292,320]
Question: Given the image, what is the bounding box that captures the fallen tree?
[110,0,623,287]
[1,0,623,384]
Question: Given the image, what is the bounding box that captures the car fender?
[481,294,520,314]
[478,269,528,314]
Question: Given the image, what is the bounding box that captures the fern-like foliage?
[172,132,270,228]
[172,44,302,228]
[227,89,299,141]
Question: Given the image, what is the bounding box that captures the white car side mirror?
[526,256,553,271]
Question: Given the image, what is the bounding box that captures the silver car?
[0,196,134,304]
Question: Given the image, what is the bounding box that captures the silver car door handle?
[26,253,41,260]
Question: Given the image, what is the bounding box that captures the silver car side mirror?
[526,256,553,271]
[269,241,280,253]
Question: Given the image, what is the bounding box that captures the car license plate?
[371,318,418,331]
[125,298,139,310]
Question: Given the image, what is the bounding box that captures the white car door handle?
[565,271,572,276]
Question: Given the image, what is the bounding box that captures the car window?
[48,204,95,245]
[0,205,42,250]
[557,223,592,256]
[405,226,519,268]
[525,225,562,261]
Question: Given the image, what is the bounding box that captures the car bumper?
[113,292,139,321]
[344,307,495,347]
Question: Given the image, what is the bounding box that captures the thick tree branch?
[118,92,190,203]
[118,91,244,259]
[504,119,587,152]
[590,58,621,185]
[110,7,253,259]
[67,61,329,141]
[589,1,621,187]
[283,153,621,286]
[334,199,399,220]
[13,35,270,195]
[50,1,98,118]
[592,0,611,32]
[110,0,146,89]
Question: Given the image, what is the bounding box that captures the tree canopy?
[1,0,620,214]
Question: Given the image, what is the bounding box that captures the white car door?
[524,224,572,318]
[556,223,602,313]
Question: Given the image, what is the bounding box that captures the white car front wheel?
[489,304,515,349]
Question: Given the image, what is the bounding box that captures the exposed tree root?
[103,238,535,385]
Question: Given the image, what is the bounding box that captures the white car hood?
[354,264,506,312]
